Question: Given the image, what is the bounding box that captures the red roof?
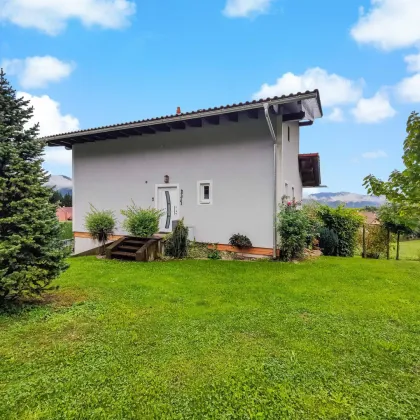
[56,207,72,221]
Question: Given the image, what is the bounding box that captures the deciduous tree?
[364,112,420,216]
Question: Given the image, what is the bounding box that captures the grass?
[1,257,419,419]
[398,239,420,261]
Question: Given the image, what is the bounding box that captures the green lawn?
[1,257,419,419]
[399,239,420,261]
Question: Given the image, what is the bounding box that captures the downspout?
[263,104,279,259]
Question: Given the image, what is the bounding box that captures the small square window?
[198,180,212,205]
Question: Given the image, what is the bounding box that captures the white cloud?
[44,147,72,166]
[326,107,345,122]
[19,91,79,165]
[19,92,80,137]
[351,92,396,123]
[404,53,420,73]
[253,67,363,107]
[223,0,274,18]
[303,188,322,198]
[351,0,420,51]
[0,0,136,35]
[2,56,74,89]
[362,150,388,159]
[395,73,420,103]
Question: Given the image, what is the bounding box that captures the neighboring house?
[45,90,323,256]
[359,211,380,225]
[56,207,73,222]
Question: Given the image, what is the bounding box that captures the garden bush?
[85,205,117,254]
[317,205,363,257]
[358,225,390,259]
[319,227,339,256]
[60,221,73,240]
[208,244,222,260]
[277,201,309,261]
[302,203,323,248]
[165,219,189,258]
[229,233,252,249]
[121,202,163,237]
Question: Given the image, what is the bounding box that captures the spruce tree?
[0,69,68,303]
[62,193,72,207]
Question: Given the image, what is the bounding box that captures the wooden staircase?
[106,237,162,262]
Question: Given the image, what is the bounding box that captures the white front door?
[156,185,179,232]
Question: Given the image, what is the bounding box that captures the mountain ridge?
[303,191,385,208]
[46,175,72,196]
[46,176,384,208]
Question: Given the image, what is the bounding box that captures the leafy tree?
[378,203,418,260]
[364,112,420,216]
[0,70,68,303]
[62,193,72,207]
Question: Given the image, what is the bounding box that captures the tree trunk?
[387,228,390,260]
[362,225,366,258]
[396,232,400,261]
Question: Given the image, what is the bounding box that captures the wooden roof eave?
[44,91,321,147]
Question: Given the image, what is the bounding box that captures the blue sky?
[1,0,420,194]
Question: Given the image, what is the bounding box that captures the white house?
[45,90,323,257]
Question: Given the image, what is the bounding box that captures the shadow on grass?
[0,289,88,316]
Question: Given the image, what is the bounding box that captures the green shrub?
[85,205,117,254]
[60,221,73,240]
[229,233,252,248]
[208,245,222,260]
[317,205,363,257]
[165,219,189,258]
[302,203,323,247]
[319,227,339,256]
[358,225,390,259]
[121,202,163,237]
[277,201,309,261]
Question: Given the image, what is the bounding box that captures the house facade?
[56,207,73,222]
[45,90,323,256]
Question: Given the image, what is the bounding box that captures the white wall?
[282,121,302,203]
[275,118,302,206]
[73,115,276,253]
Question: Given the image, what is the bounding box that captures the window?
[292,186,295,200]
[284,181,289,199]
[198,180,213,205]
[288,125,290,142]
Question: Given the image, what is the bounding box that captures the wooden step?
[118,245,140,251]
[125,240,146,246]
[111,251,137,259]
